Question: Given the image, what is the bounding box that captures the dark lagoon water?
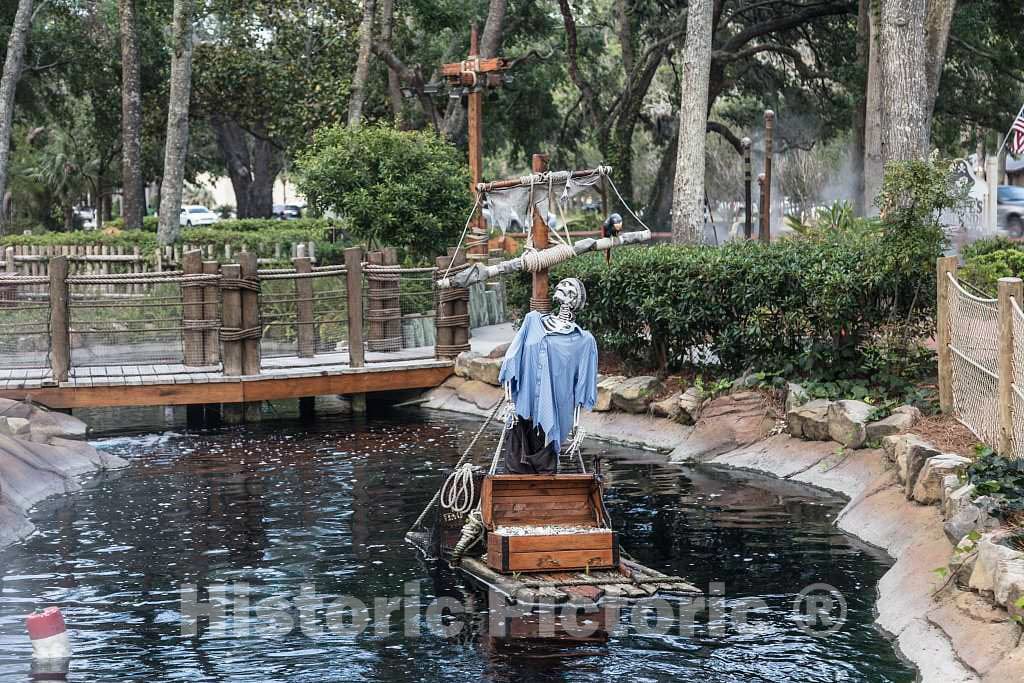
[0,410,914,682]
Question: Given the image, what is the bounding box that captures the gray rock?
[486,342,511,359]
[0,417,29,437]
[827,400,874,448]
[455,380,504,410]
[950,535,979,577]
[677,387,705,425]
[650,395,681,419]
[881,435,900,463]
[943,483,977,521]
[865,410,920,442]
[994,555,1024,608]
[0,398,37,420]
[893,404,923,420]
[454,351,480,379]
[944,495,1001,544]
[730,373,760,393]
[465,355,502,386]
[29,411,89,444]
[594,376,626,412]
[784,383,809,412]
[787,399,832,440]
[893,434,942,493]
[611,376,662,414]
[912,454,972,505]
[970,531,1024,596]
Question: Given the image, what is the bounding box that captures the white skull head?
[553,278,586,314]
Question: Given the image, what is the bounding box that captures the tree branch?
[707,120,743,155]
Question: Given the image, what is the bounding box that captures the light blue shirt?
[499,311,598,449]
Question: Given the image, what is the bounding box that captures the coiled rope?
[439,463,477,515]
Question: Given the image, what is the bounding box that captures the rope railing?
[939,258,1024,459]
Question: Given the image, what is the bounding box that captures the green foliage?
[961,237,1022,260]
[296,124,470,260]
[960,249,1024,296]
[967,445,1024,519]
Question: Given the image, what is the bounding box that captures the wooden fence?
[937,256,1024,459]
[0,247,473,383]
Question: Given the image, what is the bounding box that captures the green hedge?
[509,225,942,379]
[960,238,1024,296]
[0,219,349,264]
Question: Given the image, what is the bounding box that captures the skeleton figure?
[541,278,587,335]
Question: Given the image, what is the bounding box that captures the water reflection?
[0,411,912,681]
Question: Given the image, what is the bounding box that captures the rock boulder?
[866,406,921,442]
[945,495,1002,544]
[677,387,705,425]
[784,383,809,412]
[893,434,941,494]
[611,376,662,414]
[969,531,1024,596]
[594,376,626,412]
[911,454,972,505]
[787,399,832,440]
[650,395,681,420]
[827,400,874,448]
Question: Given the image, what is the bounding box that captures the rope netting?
[67,272,219,368]
[363,265,437,354]
[942,272,999,448]
[258,266,349,358]
[1011,298,1024,461]
[947,274,1001,446]
[0,276,50,369]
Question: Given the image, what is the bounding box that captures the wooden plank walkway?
[0,353,453,409]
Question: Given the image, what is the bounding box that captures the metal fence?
[0,274,50,369]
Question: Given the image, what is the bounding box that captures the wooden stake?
[530,153,551,313]
[742,137,752,239]
[221,263,244,424]
[49,256,71,383]
[203,260,220,365]
[762,110,775,244]
[239,251,261,422]
[467,25,487,260]
[937,256,958,414]
[294,245,315,358]
[998,277,1023,455]
[182,250,204,366]
[344,247,365,368]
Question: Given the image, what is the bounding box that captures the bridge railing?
[0,247,472,383]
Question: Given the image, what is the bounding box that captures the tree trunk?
[878,0,929,164]
[348,0,377,128]
[863,5,884,211]
[648,130,679,231]
[0,0,35,233]
[671,0,714,243]
[211,114,253,217]
[157,0,195,245]
[119,0,146,230]
[379,0,404,125]
[250,127,282,218]
[851,0,869,215]
[922,0,956,136]
[63,204,74,231]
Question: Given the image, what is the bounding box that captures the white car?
[179,205,219,227]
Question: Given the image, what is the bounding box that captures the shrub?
[295,124,470,260]
[508,159,956,386]
[967,445,1024,520]
[960,248,1024,296]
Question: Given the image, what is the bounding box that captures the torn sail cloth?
[498,311,598,449]
[503,419,558,474]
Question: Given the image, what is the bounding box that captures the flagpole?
[998,102,1024,155]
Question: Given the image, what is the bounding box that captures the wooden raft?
[459,556,701,606]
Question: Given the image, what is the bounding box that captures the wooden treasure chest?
[480,474,619,573]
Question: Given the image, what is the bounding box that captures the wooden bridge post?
[221,263,244,424]
[182,250,205,367]
[366,250,385,351]
[344,246,365,368]
[936,256,958,415]
[240,251,261,422]
[49,256,71,383]
[998,277,1023,456]
[203,260,220,365]
[742,137,753,239]
[294,244,316,358]
[434,249,470,359]
[530,153,551,312]
[761,110,774,244]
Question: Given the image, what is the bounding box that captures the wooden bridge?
[0,245,508,415]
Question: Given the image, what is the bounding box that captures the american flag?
[1011,108,1024,156]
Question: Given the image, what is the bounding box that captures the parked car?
[74,208,96,230]
[273,204,303,220]
[179,205,219,227]
[997,185,1024,237]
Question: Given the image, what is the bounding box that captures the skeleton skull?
[553,278,586,314]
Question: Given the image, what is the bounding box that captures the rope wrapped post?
[221,263,245,424]
[294,244,316,358]
[203,260,221,365]
[48,256,71,383]
[937,256,958,414]
[530,153,552,313]
[344,247,365,368]
[240,251,261,422]
[435,250,471,359]
[998,277,1023,455]
[366,251,389,352]
[182,250,205,366]
[383,248,402,348]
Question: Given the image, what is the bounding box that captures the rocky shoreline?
[0,399,127,551]
[422,359,1024,683]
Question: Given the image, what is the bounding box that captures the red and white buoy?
[25,607,71,660]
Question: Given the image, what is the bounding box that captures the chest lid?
[479,474,609,530]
